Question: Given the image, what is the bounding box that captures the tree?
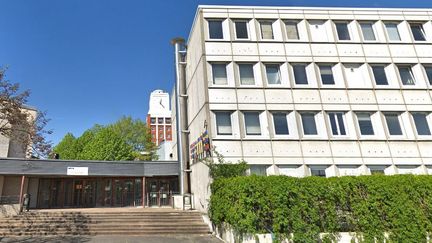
[0,68,52,158]
[77,126,134,161]
[52,133,77,159]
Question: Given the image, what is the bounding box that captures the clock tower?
[146,90,173,148]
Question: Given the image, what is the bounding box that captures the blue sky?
[1,0,431,146]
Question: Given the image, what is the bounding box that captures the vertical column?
[18,175,25,211]
[0,176,4,197]
[142,177,146,208]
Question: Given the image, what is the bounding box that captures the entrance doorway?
[147,178,178,207]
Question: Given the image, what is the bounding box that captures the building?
[147,90,173,146]
[177,5,432,181]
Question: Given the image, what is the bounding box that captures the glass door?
[159,180,170,206]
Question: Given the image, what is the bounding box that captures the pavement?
[0,235,223,243]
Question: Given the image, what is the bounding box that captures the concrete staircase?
[0,208,211,236]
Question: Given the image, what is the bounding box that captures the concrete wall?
[190,161,212,213]
[0,204,20,218]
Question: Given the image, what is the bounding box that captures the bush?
[205,150,249,180]
[209,175,432,242]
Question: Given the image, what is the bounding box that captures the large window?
[424,65,432,85]
[273,113,289,135]
[234,20,249,39]
[335,22,350,40]
[212,63,227,85]
[301,113,318,135]
[412,113,431,136]
[328,112,346,136]
[249,165,268,176]
[371,65,388,85]
[384,113,403,136]
[239,64,255,85]
[208,20,223,39]
[319,65,335,85]
[285,20,299,40]
[310,166,327,177]
[410,23,426,41]
[360,22,376,41]
[398,66,415,85]
[265,64,281,84]
[385,23,401,41]
[292,64,308,85]
[357,113,374,135]
[260,21,274,39]
[244,112,261,135]
[215,112,232,135]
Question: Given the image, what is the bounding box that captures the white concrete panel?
[232,43,259,56]
[237,104,266,110]
[284,44,312,56]
[363,158,392,165]
[414,45,432,58]
[321,104,351,111]
[212,141,243,157]
[258,43,285,56]
[241,141,273,157]
[273,158,303,165]
[311,44,338,56]
[236,89,265,103]
[393,158,423,165]
[208,89,237,104]
[417,142,432,158]
[330,141,361,157]
[375,90,404,105]
[272,141,302,157]
[320,90,349,104]
[205,42,232,56]
[403,90,432,105]
[333,158,363,165]
[337,44,364,57]
[363,44,390,57]
[244,157,273,165]
[388,142,420,158]
[292,90,321,104]
[266,104,295,110]
[303,157,333,164]
[209,103,238,110]
[264,89,293,104]
[389,45,416,57]
[301,141,332,157]
[347,90,377,104]
[360,142,391,157]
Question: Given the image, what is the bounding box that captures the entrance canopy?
[0,158,179,177]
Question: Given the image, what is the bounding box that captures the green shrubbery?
[209,175,432,242]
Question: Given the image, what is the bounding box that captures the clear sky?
[1,0,431,146]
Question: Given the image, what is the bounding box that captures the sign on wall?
[190,130,211,164]
[67,167,89,176]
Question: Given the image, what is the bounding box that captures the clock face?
[159,99,165,108]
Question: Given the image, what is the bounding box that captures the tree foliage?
[210,175,432,243]
[204,149,249,180]
[0,68,52,158]
[53,116,157,161]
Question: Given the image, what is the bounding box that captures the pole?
[19,175,25,212]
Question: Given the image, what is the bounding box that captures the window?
[158,118,164,124]
[384,113,403,136]
[385,23,401,41]
[215,112,232,135]
[328,112,346,136]
[249,165,267,176]
[265,64,281,85]
[212,63,227,85]
[360,22,376,41]
[412,113,431,135]
[165,118,171,124]
[292,64,308,84]
[398,66,415,85]
[301,113,317,135]
[239,64,255,85]
[410,23,426,41]
[369,166,386,175]
[319,65,335,85]
[208,20,223,39]
[150,118,156,124]
[335,22,350,40]
[371,65,388,85]
[357,113,374,135]
[310,166,327,177]
[285,20,299,40]
[234,20,248,39]
[244,112,261,135]
[260,21,274,39]
[424,65,432,85]
[273,113,289,135]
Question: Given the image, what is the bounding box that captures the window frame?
[284,20,300,40]
[359,22,377,41]
[318,64,335,85]
[238,63,255,86]
[259,20,274,40]
[265,63,281,85]
[292,63,309,85]
[411,112,431,136]
[397,65,416,86]
[370,64,389,86]
[383,113,404,136]
[327,112,347,136]
[310,166,327,177]
[208,19,224,40]
[384,22,401,41]
[211,63,228,85]
[233,19,249,40]
[272,112,290,136]
[300,112,318,136]
[356,112,375,136]
[335,21,351,41]
[214,111,233,136]
[243,111,262,136]
[423,65,432,85]
[409,22,427,41]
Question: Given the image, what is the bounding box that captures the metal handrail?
[0,195,20,205]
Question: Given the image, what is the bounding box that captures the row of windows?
[210,62,432,88]
[207,18,431,43]
[250,164,428,177]
[150,117,172,124]
[214,110,432,138]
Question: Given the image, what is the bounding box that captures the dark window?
[239,64,255,85]
[165,118,171,124]
[424,66,432,85]
[244,112,261,135]
[273,113,289,135]
[150,118,156,124]
[410,23,426,41]
[158,118,164,124]
[249,165,267,176]
[208,20,223,39]
[328,112,346,135]
[301,113,317,135]
[293,64,308,84]
[285,20,299,40]
[369,166,386,175]
[319,65,335,85]
[398,66,415,85]
[371,65,388,85]
[357,113,374,135]
[212,63,227,85]
[412,113,431,135]
[215,112,232,135]
[360,22,376,41]
[235,21,248,39]
[265,64,281,84]
[336,22,350,40]
[385,114,403,136]
[385,23,401,41]
[310,167,327,177]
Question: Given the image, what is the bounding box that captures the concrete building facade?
[181,5,432,179]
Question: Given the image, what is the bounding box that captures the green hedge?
[209,175,432,243]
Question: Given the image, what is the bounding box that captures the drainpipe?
[172,38,189,196]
